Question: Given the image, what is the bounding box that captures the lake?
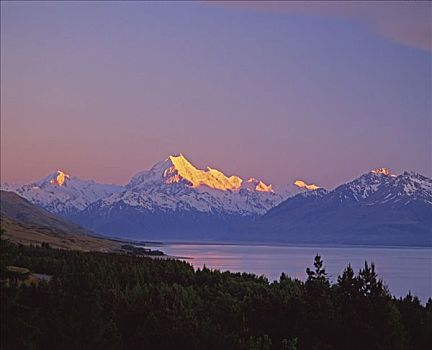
[161,243,432,303]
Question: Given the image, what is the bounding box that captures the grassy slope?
[1,190,122,252]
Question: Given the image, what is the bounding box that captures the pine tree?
[306,254,327,283]
[358,262,387,298]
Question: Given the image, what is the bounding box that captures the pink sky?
[1,1,430,188]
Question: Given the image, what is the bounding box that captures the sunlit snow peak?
[293,179,321,191]
[49,170,70,186]
[371,168,394,176]
[162,154,273,192]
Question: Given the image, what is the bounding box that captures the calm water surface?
[162,243,432,303]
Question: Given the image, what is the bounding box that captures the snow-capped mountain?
[1,170,122,216]
[75,154,285,239]
[229,168,432,246]
[115,154,282,215]
[325,168,432,206]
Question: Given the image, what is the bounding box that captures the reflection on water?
[162,244,432,303]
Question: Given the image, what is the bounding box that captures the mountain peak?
[255,181,273,193]
[294,179,320,191]
[245,177,273,193]
[136,153,274,193]
[49,170,70,186]
[371,167,393,176]
[167,154,243,191]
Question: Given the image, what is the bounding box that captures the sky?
[1,1,431,189]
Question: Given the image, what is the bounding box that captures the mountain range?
[2,171,122,215]
[2,155,431,246]
[229,169,432,246]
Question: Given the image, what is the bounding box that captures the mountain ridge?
[228,169,432,246]
[1,170,122,215]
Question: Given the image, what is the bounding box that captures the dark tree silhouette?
[1,236,431,350]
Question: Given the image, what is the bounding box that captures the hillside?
[0,191,121,252]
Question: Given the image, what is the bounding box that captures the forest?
[1,234,431,350]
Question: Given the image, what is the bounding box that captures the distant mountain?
[0,190,120,251]
[229,169,432,246]
[2,170,122,216]
[75,154,285,239]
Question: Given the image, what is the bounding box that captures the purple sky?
[1,1,431,188]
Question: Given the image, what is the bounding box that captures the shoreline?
[144,240,432,250]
